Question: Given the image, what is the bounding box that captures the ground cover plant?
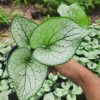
[5,3,93,100]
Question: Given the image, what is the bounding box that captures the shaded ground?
[90,10,100,23]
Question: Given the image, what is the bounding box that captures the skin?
[54,59,100,100]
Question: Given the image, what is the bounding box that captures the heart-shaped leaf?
[11,16,37,48]
[57,3,89,29]
[30,17,90,66]
[7,48,47,100]
[43,92,55,100]
[43,92,61,100]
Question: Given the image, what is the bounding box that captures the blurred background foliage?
[0,0,100,12]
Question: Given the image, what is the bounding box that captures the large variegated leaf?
[11,16,37,47]
[57,3,89,29]
[7,48,47,100]
[30,17,90,66]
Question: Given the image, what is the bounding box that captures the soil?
[0,4,34,18]
[89,12,100,23]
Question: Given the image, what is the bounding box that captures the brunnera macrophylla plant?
[7,3,91,100]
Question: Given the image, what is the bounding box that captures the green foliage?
[15,0,37,4]
[39,74,82,100]
[95,0,100,5]
[67,0,95,10]
[66,0,100,11]
[65,0,76,4]
[0,43,12,100]
[36,0,100,15]
[43,0,64,9]
[35,0,66,16]
[0,9,10,25]
[15,0,28,5]
[43,92,61,100]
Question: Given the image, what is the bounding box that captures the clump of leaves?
[0,43,12,100]
[7,3,91,100]
[74,21,100,76]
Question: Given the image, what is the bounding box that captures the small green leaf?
[54,88,63,97]
[43,92,55,100]
[43,92,61,100]
[67,94,76,100]
[30,17,90,66]
[71,84,82,95]
[95,0,100,4]
[61,81,71,90]
[7,48,47,100]
[0,93,9,100]
[11,16,37,48]
[43,83,51,92]
[44,80,53,87]
[57,3,89,29]
[48,73,58,81]
[87,62,97,70]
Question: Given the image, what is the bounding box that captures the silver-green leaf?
[7,48,47,100]
[30,17,90,66]
[11,16,37,48]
